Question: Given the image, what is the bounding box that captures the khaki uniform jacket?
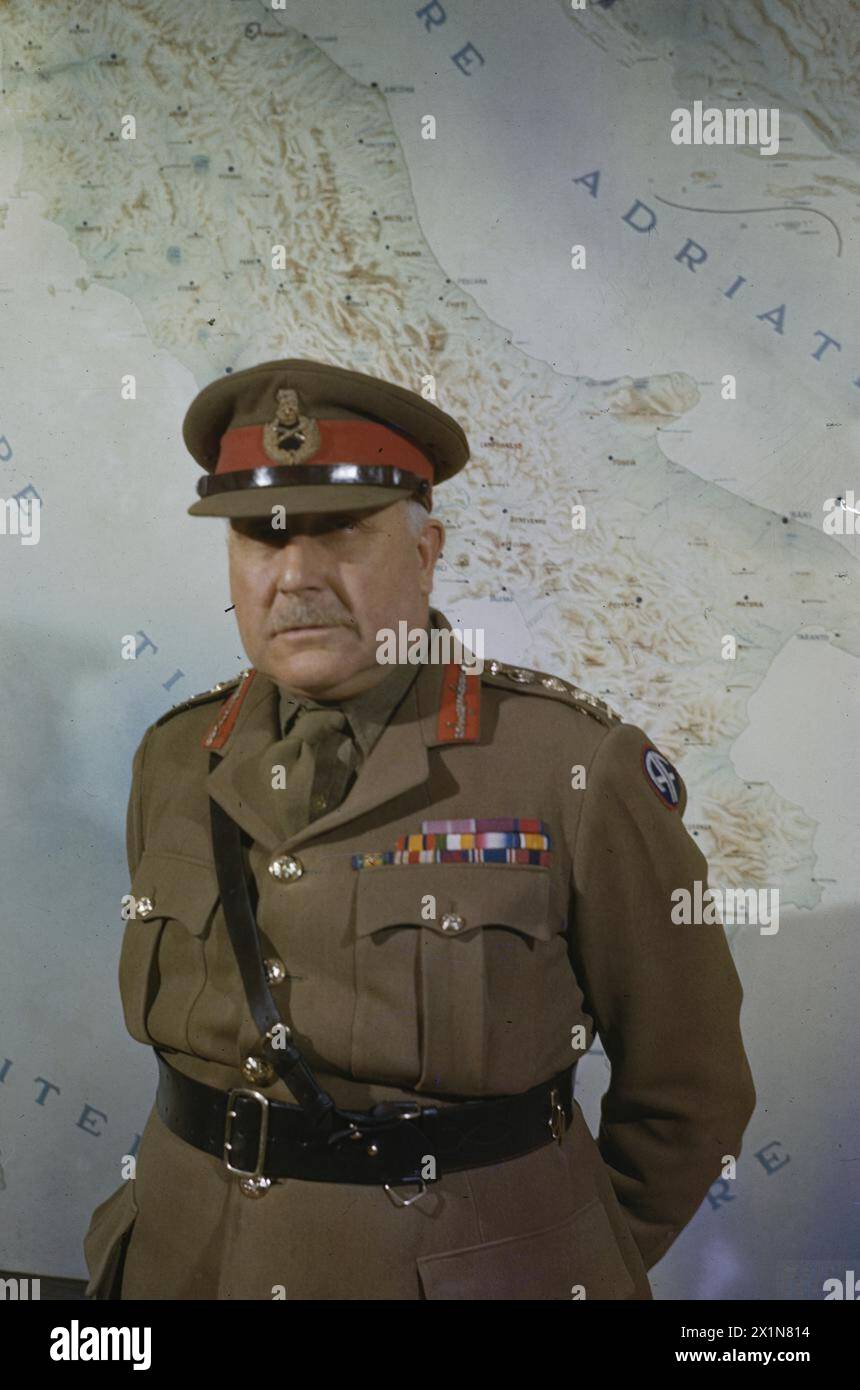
[83,615,755,1300]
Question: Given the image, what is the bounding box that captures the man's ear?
[416,517,445,596]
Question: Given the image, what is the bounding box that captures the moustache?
[270,598,358,633]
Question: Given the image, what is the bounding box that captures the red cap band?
[216,418,434,482]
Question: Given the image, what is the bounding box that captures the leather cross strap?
[208,755,338,1133]
[205,753,575,1183]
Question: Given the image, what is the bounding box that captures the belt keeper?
[258,1027,337,1135]
[548,1086,566,1143]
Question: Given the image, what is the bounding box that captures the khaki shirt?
[276,659,420,819]
[277,657,419,757]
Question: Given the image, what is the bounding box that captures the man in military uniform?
[83,358,755,1300]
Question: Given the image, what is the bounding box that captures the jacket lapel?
[205,672,286,851]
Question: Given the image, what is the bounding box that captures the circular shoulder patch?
[641,744,681,809]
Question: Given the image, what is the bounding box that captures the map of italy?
[1,0,857,915]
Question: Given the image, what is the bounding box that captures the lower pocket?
[416,1197,637,1300]
[82,1179,140,1300]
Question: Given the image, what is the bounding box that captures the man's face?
[227,499,445,700]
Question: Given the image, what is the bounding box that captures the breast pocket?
[351,863,568,1096]
[119,849,220,1048]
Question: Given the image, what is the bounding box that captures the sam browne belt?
[150,759,573,1198]
[155,1049,575,1195]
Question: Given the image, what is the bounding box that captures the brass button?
[264,958,287,985]
[241,1055,276,1086]
[441,912,465,934]
[366,1143,380,1157]
[238,1176,272,1199]
[136,896,154,918]
[310,793,327,814]
[268,854,303,883]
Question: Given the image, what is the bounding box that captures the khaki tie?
[271,706,356,837]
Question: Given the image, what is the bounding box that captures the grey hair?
[403,496,431,536]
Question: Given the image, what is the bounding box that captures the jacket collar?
[276,652,419,759]
[204,609,481,852]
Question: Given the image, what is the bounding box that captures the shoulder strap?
[208,754,337,1132]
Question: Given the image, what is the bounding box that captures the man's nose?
[273,531,329,589]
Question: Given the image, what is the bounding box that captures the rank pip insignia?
[262,388,321,465]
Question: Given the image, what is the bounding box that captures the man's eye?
[334,517,359,531]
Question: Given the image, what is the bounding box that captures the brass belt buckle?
[225,1087,272,1197]
[548,1086,566,1143]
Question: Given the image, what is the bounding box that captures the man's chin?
[261,629,367,696]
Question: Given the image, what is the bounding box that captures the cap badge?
[262,388,321,465]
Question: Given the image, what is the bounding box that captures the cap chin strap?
[197,462,431,507]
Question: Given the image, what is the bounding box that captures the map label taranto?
[670,101,780,156]
[574,171,860,392]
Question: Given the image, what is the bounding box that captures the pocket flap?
[128,849,220,937]
[417,1198,637,1300]
[355,861,555,942]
